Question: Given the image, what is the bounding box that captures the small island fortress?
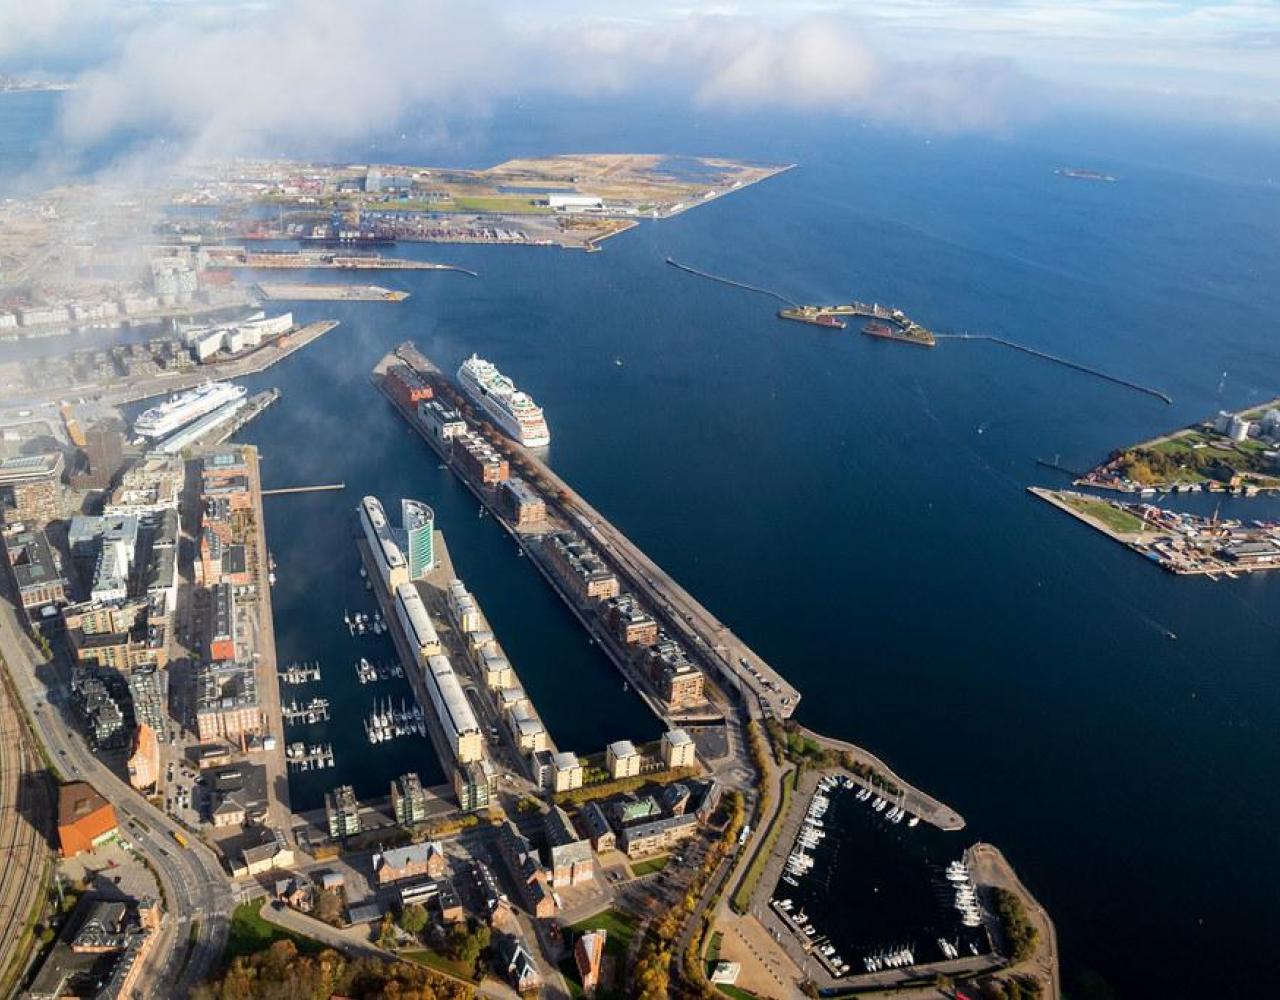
[779,303,936,346]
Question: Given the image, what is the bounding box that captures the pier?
[937,333,1172,404]
[241,446,293,831]
[665,257,799,308]
[255,282,412,302]
[280,661,322,685]
[208,388,280,446]
[204,246,477,274]
[285,742,334,771]
[281,698,331,725]
[379,343,800,722]
[262,483,346,496]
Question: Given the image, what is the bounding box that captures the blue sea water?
[4,90,1280,998]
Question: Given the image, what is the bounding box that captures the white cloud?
[26,0,1276,167]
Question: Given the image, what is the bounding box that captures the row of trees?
[764,718,902,796]
[553,766,695,808]
[974,973,1045,1000]
[994,887,1040,963]
[193,940,473,1000]
[629,790,746,1000]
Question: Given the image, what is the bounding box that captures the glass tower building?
[401,499,435,579]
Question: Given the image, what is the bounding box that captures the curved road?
[0,604,234,997]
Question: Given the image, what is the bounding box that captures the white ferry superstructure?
[457,354,551,447]
[133,382,247,438]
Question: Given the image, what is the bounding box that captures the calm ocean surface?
[3,91,1280,998]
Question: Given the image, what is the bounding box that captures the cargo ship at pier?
[778,308,847,329]
[133,381,248,438]
[457,355,551,448]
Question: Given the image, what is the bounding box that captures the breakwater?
[666,257,799,308]
[936,333,1172,404]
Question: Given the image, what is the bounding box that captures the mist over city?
[0,4,1278,1000]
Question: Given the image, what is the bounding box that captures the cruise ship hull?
[134,382,248,438]
[457,362,551,448]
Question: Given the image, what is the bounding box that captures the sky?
[0,0,1277,162]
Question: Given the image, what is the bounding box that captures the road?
[0,598,235,996]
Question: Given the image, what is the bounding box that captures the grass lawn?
[401,948,478,982]
[706,930,723,963]
[571,909,638,960]
[732,769,797,912]
[225,900,325,960]
[718,986,760,1000]
[1064,496,1146,535]
[631,855,670,877]
[447,195,552,215]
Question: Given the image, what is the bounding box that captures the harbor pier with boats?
[753,769,1008,994]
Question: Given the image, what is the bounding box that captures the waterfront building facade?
[647,637,705,709]
[425,654,483,762]
[604,593,658,646]
[391,771,429,826]
[454,759,496,812]
[552,750,584,792]
[387,364,434,409]
[546,531,619,603]
[455,431,510,486]
[193,662,260,742]
[499,478,547,529]
[661,728,697,770]
[401,499,435,578]
[606,740,642,779]
[359,495,409,592]
[395,582,441,666]
[419,399,467,442]
[325,784,361,838]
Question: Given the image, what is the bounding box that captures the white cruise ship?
[133,382,247,439]
[456,355,551,447]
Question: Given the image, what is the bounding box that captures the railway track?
[0,670,51,992]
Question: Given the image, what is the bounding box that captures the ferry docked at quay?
[457,354,551,448]
[133,381,247,438]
